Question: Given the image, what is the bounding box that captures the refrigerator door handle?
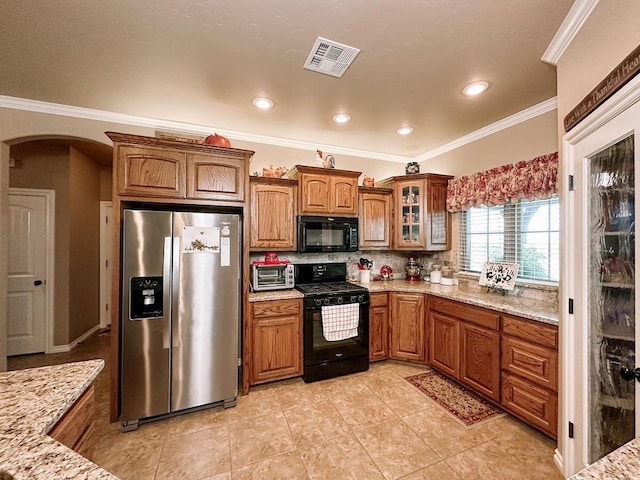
[171,236,181,349]
[162,237,172,349]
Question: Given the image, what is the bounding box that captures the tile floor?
[8,332,563,480]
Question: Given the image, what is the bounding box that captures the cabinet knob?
[619,366,640,382]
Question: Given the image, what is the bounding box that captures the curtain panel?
[446,152,558,212]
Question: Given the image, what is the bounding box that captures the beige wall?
[422,109,558,177]
[99,167,112,201]
[69,147,101,340]
[10,144,71,346]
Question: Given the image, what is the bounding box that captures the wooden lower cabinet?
[389,292,426,363]
[500,314,559,438]
[369,293,389,361]
[460,322,500,402]
[48,385,96,460]
[428,311,459,378]
[502,372,558,437]
[250,299,303,384]
[428,301,500,402]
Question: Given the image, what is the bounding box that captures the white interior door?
[7,190,51,355]
[99,201,113,328]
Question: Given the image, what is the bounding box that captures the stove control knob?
[358,295,365,303]
[337,296,344,304]
[314,298,322,306]
[350,295,357,303]
[323,298,331,305]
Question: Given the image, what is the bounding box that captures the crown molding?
[415,97,558,163]
[0,94,557,165]
[542,0,599,66]
[0,95,413,164]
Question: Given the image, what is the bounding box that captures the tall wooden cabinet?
[358,187,393,249]
[377,173,452,251]
[286,165,361,216]
[249,177,297,251]
[389,292,426,363]
[106,132,254,419]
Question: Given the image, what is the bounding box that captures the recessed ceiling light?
[252,97,274,110]
[462,81,489,97]
[332,113,351,124]
[396,126,414,135]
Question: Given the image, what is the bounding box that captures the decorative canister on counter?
[429,264,442,284]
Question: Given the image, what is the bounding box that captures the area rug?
[405,370,505,427]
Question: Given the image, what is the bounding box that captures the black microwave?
[297,216,359,253]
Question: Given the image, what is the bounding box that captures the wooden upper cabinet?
[378,173,453,251]
[359,188,393,249]
[186,153,245,201]
[250,177,297,251]
[107,132,253,204]
[118,145,186,198]
[286,165,361,216]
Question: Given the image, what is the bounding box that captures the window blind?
[458,196,560,282]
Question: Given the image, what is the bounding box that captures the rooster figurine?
[316,150,336,168]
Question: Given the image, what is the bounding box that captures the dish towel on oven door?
[320,303,359,341]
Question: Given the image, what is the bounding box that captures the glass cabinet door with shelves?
[588,134,635,462]
[400,184,422,246]
[563,78,640,477]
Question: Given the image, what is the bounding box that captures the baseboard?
[49,324,100,353]
[553,448,564,476]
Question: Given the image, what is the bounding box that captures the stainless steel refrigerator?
[120,209,241,429]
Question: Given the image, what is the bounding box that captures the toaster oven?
[250,263,295,291]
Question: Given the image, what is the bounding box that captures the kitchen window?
[459,196,559,282]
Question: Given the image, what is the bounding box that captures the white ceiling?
[0,1,574,160]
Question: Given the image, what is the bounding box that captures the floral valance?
[446,152,558,212]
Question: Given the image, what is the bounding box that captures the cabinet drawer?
[502,315,558,349]
[502,336,558,391]
[501,372,558,438]
[252,299,301,318]
[369,292,388,307]
[430,297,499,330]
[48,386,94,450]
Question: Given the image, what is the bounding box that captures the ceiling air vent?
[303,37,360,78]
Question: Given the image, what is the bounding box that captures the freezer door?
[171,212,241,412]
[121,209,172,422]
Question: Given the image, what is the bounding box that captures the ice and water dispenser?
[129,276,163,320]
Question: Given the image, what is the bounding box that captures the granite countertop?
[569,438,640,479]
[0,360,117,480]
[249,280,557,325]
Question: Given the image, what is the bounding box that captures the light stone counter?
[0,360,118,480]
[248,281,557,325]
[569,438,640,479]
[355,279,558,325]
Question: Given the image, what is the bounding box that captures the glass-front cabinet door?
[564,80,640,477]
[395,180,425,249]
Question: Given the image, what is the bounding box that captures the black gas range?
[294,262,370,383]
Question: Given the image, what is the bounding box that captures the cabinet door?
[252,315,302,383]
[389,293,426,363]
[118,145,186,198]
[331,176,358,215]
[428,311,460,379]
[359,191,392,249]
[186,153,245,201]
[460,322,500,402]
[369,293,389,361]
[425,176,451,251]
[250,180,297,250]
[299,173,331,214]
[394,180,426,249]
[502,372,558,438]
